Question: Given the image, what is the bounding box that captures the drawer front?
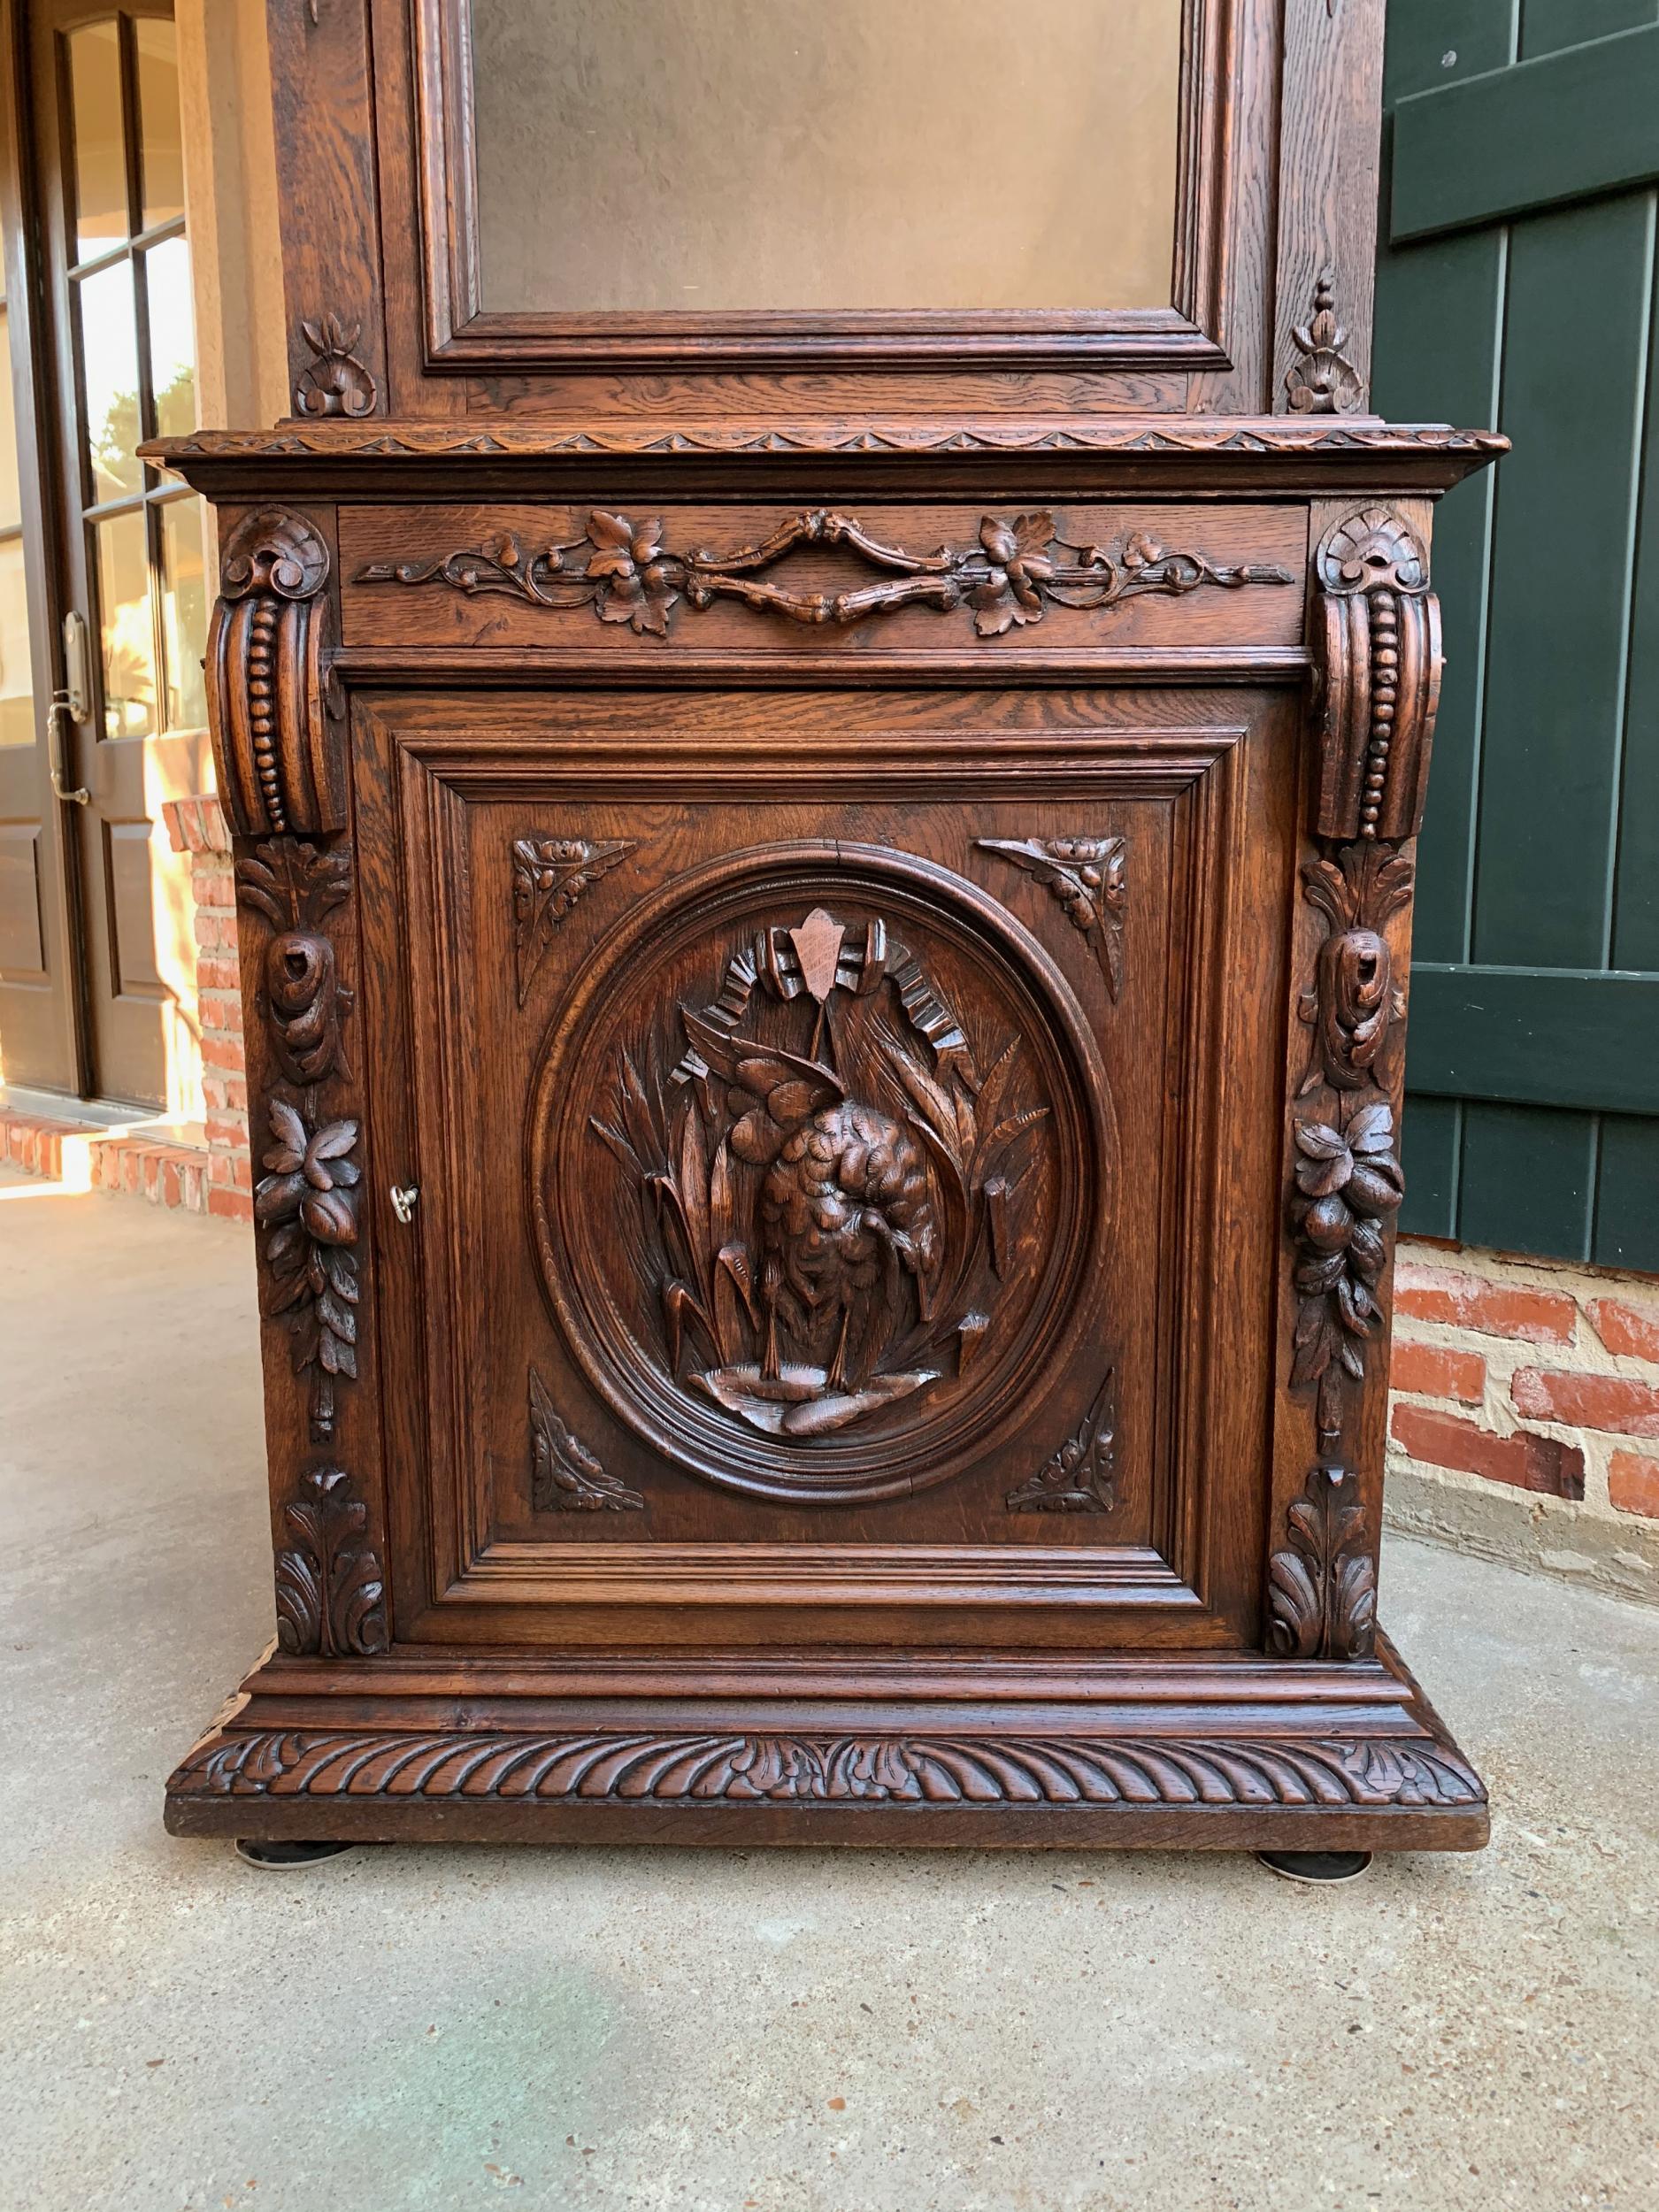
[337,502,1307,660]
[353,682,1298,1650]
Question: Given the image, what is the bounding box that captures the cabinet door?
[355,683,1297,1652]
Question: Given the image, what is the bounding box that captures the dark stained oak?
[145,0,1502,1854]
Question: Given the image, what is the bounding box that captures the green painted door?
[1376,0,1659,1273]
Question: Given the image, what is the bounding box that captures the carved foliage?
[274,1464,388,1658]
[208,508,343,836]
[529,1366,643,1512]
[1006,1373,1116,1514]
[294,311,377,419]
[592,906,1048,1442]
[1297,841,1412,1095]
[511,835,635,1006]
[979,836,1127,1000]
[256,1095,362,1440]
[1313,508,1441,842]
[357,511,1294,641]
[237,838,353,1086]
[1267,1464,1378,1661]
[1285,273,1363,416]
[173,1728,1485,1809]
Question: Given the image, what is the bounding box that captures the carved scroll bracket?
[208,508,344,836]
[1311,507,1441,842]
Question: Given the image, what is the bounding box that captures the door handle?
[47,699,89,806]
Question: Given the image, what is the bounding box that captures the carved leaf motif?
[1006,1372,1116,1513]
[1267,1465,1377,1661]
[511,835,636,1005]
[273,1464,388,1658]
[978,835,1128,999]
[1286,273,1364,416]
[529,1366,643,1512]
[257,1095,361,1438]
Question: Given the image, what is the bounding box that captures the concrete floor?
[2,1166,1655,2212]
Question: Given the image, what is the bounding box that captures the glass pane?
[0,303,21,530]
[94,509,157,740]
[79,261,143,503]
[158,496,206,730]
[0,537,35,749]
[469,0,1183,314]
[134,17,184,231]
[145,235,196,438]
[67,19,129,262]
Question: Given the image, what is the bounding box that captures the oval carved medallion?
[531,844,1112,1503]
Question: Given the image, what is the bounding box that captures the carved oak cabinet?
[155,0,1504,1853]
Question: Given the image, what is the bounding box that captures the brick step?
[0,1105,250,1222]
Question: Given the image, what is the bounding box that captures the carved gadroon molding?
[530,1367,643,1512]
[169,1728,1485,1809]
[356,512,1295,640]
[1006,1373,1116,1514]
[208,508,343,836]
[590,904,1048,1450]
[274,1463,388,1657]
[294,312,377,419]
[979,836,1127,1001]
[1312,508,1441,842]
[1286,274,1364,418]
[1267,1463,1377,1662]
[511,835,636,1006]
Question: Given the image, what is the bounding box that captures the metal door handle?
[389,1184,419,1223]
[48,699,89,806]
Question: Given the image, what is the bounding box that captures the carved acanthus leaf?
[1006,1374,1116,1514]
[978,835,1127,999]
[1267,1464,1377,1661]
[357,511,1294,641]
[1286,273,1363,416]
[511,836,635,1005]
[274,1463,388,1658]
[530,1367,643,1512]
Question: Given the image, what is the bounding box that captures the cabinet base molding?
[165,1635,1486,1852]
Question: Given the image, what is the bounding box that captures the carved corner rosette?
[1006,1373,1116,1514]
[1311,507,1441,843]
[978,836,1126,1000]
[530,1367,643,1512]
[1285,273,1364,417]
[208,507,344,837]
[356,511,1294,642]
[511,834,636,1006]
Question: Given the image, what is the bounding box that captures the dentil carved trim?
[511,835,636,1006]
[208,508,344,836]
[530,1367,643,1512]
[294,312,377,419]
[979,836,1127,1000]
[170,1728,1484,1809]
[274,1463,389,1657]
[1286,274,1364,416]
[1005,1373,1116,1514]
[1312,507,1442,841]
[356,513,1294,640]
[1267,1464,1378,1661]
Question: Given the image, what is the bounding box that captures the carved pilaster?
[207,508,344,836]
[1271,506,1442,1662]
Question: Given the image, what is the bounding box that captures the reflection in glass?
[68,19,128,263]
[0,300,34,749]
[80,262,142,504]
[135,18,185,232]
[95,510,157,740]
[158,497,206,730]
[470,0,1182,315]
[145,236,196,438]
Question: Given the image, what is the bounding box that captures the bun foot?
[1256,1848,1373,1885]
[234,1838,357,1870]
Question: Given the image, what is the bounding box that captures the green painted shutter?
[1375,0,1659,1273]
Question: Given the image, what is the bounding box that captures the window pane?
[158,496,206,730]
[134,18,184,231]
[0,303,22,530]
[144,235,195,439]
[0,537,34,749]
[79,262,142,503]
[67,20,129,262]
[94,509,156,740]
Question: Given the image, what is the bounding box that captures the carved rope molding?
[169,1729,1484,1809]
[1271,508,1439,1663]
[208,507,344,836]
[354,511,1295,641]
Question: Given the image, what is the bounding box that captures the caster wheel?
[1256,1848,1373,1885]
[234,1838,357,1870]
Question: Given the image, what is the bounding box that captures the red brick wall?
[163,796,252,1223]
[1386,1236,1659,1591]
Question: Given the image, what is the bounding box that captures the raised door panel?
[354,684,1296,1650]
